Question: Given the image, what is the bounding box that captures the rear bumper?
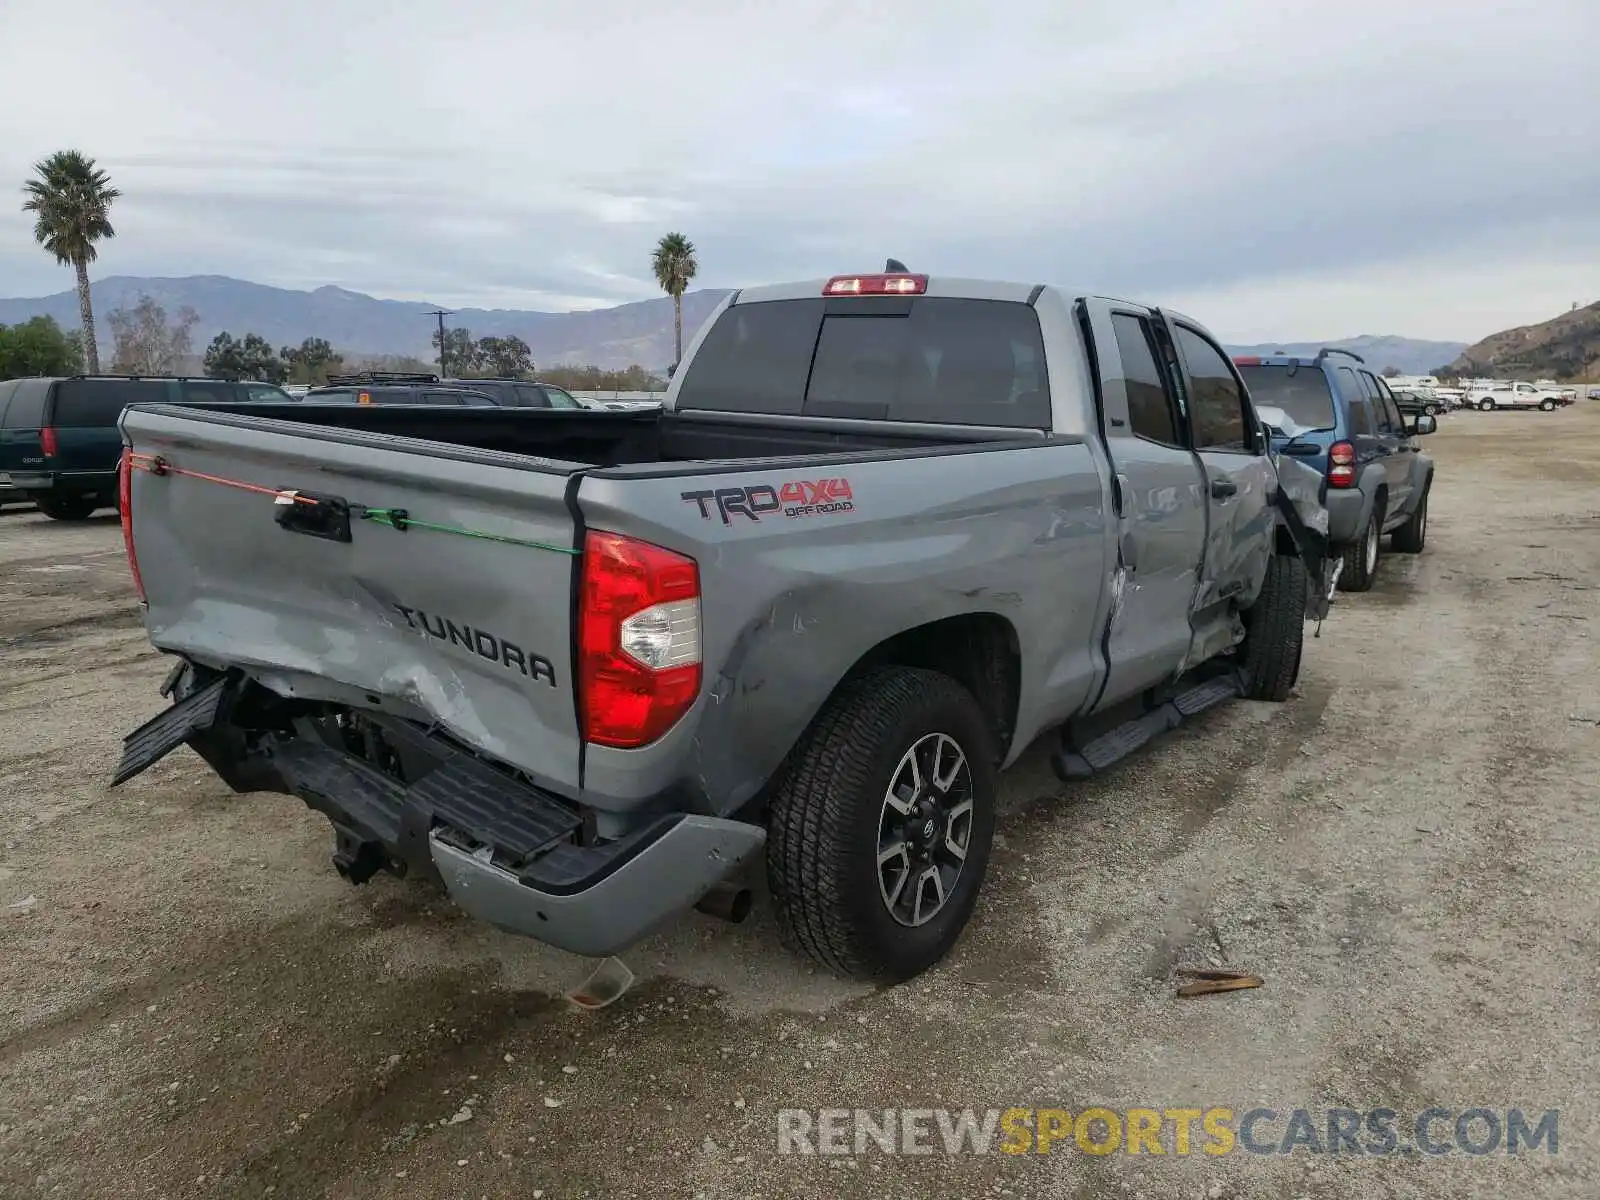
[430,816,764,954]
[1325,487,1366,546]
[113,671,766,957]
[8,469,118,494]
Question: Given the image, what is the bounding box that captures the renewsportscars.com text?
[776,1106,1559,1157]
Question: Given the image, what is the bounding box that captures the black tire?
[1539,399,1556,412]
[1338,506,1382,592]
[766,666,997,984]
[34,494,100,521]
[1238,554,1307,702]
[1478,399,1494,412]
[1391,483,1429,553]
[1424,403,1439,416]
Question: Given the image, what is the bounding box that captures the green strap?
[358,506,581,556]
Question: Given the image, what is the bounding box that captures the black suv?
[0,375,291,520]
[307,372,585,409]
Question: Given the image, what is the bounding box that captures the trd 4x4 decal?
[681,477,855,525]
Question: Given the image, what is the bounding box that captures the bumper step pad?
[111,674,231,786]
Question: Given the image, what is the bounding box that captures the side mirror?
[666,363,678,380]
[1410,414,1437,436]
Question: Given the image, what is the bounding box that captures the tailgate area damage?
[112,665,764,957]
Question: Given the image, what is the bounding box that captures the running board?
[1051,673,1242,782]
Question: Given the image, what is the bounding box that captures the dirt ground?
[2,408,1598,1200]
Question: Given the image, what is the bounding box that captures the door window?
[1173,325,1250,451]
[542,386,583,409]
[1346,399,1374,436]
[1110,313,1182,445]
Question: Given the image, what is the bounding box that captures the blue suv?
[1233,349,1436,592]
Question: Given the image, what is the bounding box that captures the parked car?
[1392,386,1448,417]
[314,371,586,409]
[1463,381,1569,411]
[112,270,1332,984]
[0,375,291,520]
[1234,348,1435,593]
[304,383,501,406]
[446,379,588,409]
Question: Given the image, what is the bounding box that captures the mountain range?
[0,274,1470,374]
[0,276,735,372]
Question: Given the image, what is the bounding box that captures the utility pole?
[427,309,454,377]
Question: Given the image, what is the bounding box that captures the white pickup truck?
[1464,381,1570,412]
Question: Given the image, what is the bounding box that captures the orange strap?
[126,452,318,506]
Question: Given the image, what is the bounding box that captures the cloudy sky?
[0,0,1594,342]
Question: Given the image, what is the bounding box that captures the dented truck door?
[1078,299,1209,712]
[1158,315,1277,665]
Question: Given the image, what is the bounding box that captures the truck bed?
[172,401,1034,472]
[118,400,1066,810]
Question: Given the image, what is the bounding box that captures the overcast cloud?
[0,0,1594,341]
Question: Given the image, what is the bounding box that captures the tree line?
[1,297,670,392]
[15,148,702,384]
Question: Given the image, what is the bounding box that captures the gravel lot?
[2,409,1598,1199]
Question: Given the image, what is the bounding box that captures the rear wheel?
[1338,508,1382,592]
[1391,484,1429,553]
[34,494,100,521]
[1238,554,1307,701]
[767,666,997,984]
[1478,399,1495,412]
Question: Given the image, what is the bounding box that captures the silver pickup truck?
[111,270,1330,983]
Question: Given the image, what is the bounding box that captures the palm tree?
[22,151,120,374]
[651,232,698,368]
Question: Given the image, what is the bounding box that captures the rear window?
[1236,365,1337,431]
[675,297,1052,428]
[1,380,50,429]
[51,379,169,426]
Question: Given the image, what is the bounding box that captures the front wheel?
[34,494,100,521]
[1238,553,1308,701]
[767,666,997,984]
[1539,399,1556,411]
[1424,403,1439,416]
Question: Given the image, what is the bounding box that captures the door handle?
[1209,477,1237,500]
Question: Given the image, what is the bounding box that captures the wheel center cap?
[921,818,936,841]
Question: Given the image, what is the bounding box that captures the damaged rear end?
[110,404,763,957]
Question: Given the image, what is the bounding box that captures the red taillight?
[118,449,147,603]
[40,426,59,457]
[1328,440,1356,488]
[578,530,701,749]
[1232,356,1262,366]
[823,273,928,296]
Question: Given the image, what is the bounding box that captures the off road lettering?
[392,604,557,687]
[680,477,855,523]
